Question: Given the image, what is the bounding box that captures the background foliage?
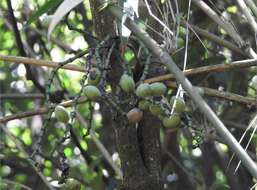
[0,0,257,189]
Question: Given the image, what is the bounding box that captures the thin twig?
[76,112,123,179]
[1,83,255,124]
[163,146,200,185]
[180,21,246,56]
[166,81,257,106]
[0,179,32,190]
[1,55,257,83]
[0,124,54,190]
[0,55,84,72]
[192,0,244,46]
[144,59,257,83]
[0,97,88,123]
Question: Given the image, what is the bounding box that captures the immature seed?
[149,82,167,96]
[162,114,181,128]
[119,74,135,93]
[170,96,186,114]
[54,105,70,123]
[136,83,151,97]
[84,85,101,100]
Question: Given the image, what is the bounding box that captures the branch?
[235,0,257,33]
[0,55,84,72]
[144,59,257,83]
[99,1,257,178]
[192,0,257,58]
[1,82,255,123]
[0,97,88,123]
[166,81,257,107]
[6,0,45,92]
[245,0,257,18]
[1,55,256,84]
[192,0,244,46]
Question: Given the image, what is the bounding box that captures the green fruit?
[119,74,135,93]
[170,96,186,114]
[60,179,81,190]
[88,68,101,85]
[136,83,151,97]
[54,105,69,123]
[162,114,181,128]
[138,100,150,110]
[84,85,101,100]
[149,104,162,116]
[149,82,167,96]
[194,87,204,96]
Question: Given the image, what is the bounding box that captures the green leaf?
[48,0,83,37]
[26,0,62,26]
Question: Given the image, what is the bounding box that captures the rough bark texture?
[88,1,164,188]
[89,0,116,39]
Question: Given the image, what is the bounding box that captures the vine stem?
[99,1,257,179]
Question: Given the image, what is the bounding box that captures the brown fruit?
[126,108,143,123]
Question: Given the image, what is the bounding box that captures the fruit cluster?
[55,70,187,129]
[119,73,186,128]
